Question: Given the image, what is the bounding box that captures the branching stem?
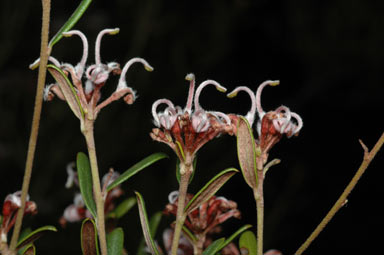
[254,168,265,255]
[9,0,51,251]
[294,131,384,255]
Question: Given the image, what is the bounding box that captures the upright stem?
[253,172,264,255]
[294,132,384,255]
[9,0,51,251]
[83,120,108,255]
[171,162,193,255]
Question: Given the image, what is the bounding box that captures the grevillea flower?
[150,74,235,166]
[1,191,37,243]
[162,191,241,255]
[31,28,153,121]
[59,167,123,227]
[228,80,303,156]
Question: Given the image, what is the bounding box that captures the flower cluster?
[228,80,303,158]
[31,28,153,121]
[150,74,236,167]
[1,191,37,243]
[59,164,123,227]
[162,191,241,255]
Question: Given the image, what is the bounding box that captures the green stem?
[171,162,193,255]
[83,120,108,255]
[9,0,51,251]
[294,132,384,255]
[253,176,264,255]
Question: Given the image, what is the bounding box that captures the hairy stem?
[171,162,193,255]
[83,120,108,255]
[9,0,51,251]
[294,131,384,255]
[253,169,264,255]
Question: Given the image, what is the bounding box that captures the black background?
[0,0,383,254]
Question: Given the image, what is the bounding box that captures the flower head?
[150,74,235,166]
[32,28,153,121]
[228,80,303,157]
[1,191,37,243]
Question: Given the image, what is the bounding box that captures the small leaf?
[202,238,225,255]
[239,231,257,255]
[107,152,168,192]
[181,226,197,243]
[185,168,238,214]
[176,156,197,184]
[49,0,93,48]
[135,192,160,255]
[107,197,136,219]
[137,212,162,255]
[217,224,253,251]
[47,65,84,119]
[107,228,124,255]
[21,244,35,255]
[81,218,99,255]
[16,225,57,250]
[77,152,97,218]
[237,116,258,188]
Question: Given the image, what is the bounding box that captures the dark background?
[1,0,383,254]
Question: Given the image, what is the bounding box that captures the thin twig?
[294,131,384,255]
[9,0,51,251]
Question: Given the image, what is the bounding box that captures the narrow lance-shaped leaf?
[107,152,168,192]
[16,225,57,250]
[135,192,160,255]
[47,65,84,119]
[107,197,136,219]
[77,152,97,218]
[137,212,163,255]
[217,224,253,252]
[107,228,124,255]
[184,168,238,214]
[239,231,257,255]
[237,116,258,188]
[49,0,93,48]
[21,244,35,255]
[81,218,99,255]
[202,238,225,255]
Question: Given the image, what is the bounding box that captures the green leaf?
[21,244,35,255]
[184,168,238,214]
[239,231,257,255]
[16,225,57,250]
[81,218,99,255]
[47,65,84,119]
[107,152,168,192]
[107,197,136,219]
[137,212,162,255]
[237,116,258,189]
[107,228,124,255]
[202,238,225,255]
[135,192,160,255]
[176,156,197,184]
[218,224,253,251]
[181,226,197,243]
[49,0,93,48]
[77,152,97,218]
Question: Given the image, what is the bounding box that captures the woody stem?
[83,119,108,255]
[171,162,193,255]
[9,0,51,252]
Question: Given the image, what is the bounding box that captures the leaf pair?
[76,152,168,218]
[81,218,124,255]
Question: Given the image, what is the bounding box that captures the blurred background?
[0,0,383,254]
